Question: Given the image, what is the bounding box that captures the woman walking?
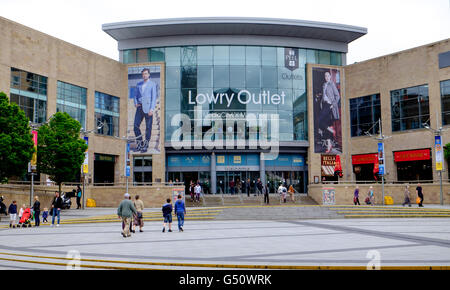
[133,195,145,232]
[32,196,41,227]
[368,186,375,206]
[288,185,295,203]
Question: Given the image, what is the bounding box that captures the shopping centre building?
[1,16,449,204]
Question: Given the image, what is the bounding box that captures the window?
[123,50,136,64]
[10,68,47,124]
[133,156,153,185]
[350,94,381,137]
[57,81,87,129]
[95,91,120,137]
[391,85,429,132]
[441,79,450,125]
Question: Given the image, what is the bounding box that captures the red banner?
[352,153,378,165]
[394,149,430,162]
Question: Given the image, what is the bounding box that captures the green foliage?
[0,92,35,183]
[444,143,450,160]
[37,112,88,190]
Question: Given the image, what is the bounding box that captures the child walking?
[162,198,173,233]
[42,208,49,223]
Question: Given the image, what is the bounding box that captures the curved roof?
[102,17,367,44]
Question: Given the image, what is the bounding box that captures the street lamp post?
[365,119,391,205]
[423,122,447,205]
[113,134,142,193]
[80,120,104,209]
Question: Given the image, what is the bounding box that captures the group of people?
[277,184,296,204]
[188,181,203,203]
[0,189,77,228]
[353,183,425,207]
[117,193,187,238]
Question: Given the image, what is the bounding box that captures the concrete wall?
[308,182,450,205]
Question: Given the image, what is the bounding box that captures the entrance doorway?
[94,154,115,185]
[217,171,260,194]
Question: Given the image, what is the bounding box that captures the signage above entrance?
[394,149,431,162]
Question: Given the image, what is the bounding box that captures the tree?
[37,112,88,193]
[0,92,35,183]
[444,143,450,161]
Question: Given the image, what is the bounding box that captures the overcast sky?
[1,0,449,64]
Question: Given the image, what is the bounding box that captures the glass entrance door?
[216,171,260,194]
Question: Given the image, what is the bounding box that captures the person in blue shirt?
[133,68,157,153]
[174,195,186,232]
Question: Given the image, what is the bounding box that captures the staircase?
[185,194,318,207]
[325,205,450,218]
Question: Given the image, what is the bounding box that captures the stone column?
[211,152,217,194]
[260,152,266,185]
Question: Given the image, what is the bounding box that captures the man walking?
[174,194,186,232]
[117,193,137,238]
[133,68,157,153]
[263,183,270,205]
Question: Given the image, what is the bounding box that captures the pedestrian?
[229,179,235,194]
[353,186,360,205]
[246,178,251,197]
[19,204,25,221]
[263,183,270,205]
[288,185,295,203]
[76,185,82,209]
[8,200,17,228]
[42,208,49,223]
[368,186,375,206]
[0,196,7,219]
[278,183,287,203]
[162,198,173,232]
[256,178,263,196]
[194,182,202,202]
[189,182,195,202]
[174,194,186,232]
[402,184,411,207]
[133,195,145,232]
[51,191,63,227]
[32,195,41,227]
[117,193,137,238]
[416,183,424,207]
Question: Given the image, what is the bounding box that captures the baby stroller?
[19,207,33,228]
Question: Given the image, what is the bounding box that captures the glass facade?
[123,46,342,142]
[391,84,429,132]
[441,79,450,125]
[10,68,47,124]
[95,91,120,137]
[350,94,381,137]
[57,81,87,129]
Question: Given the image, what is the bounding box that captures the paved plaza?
[0,206,450,270]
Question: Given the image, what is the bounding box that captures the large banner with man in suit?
[312,66,342,154]
[127,63,162,154]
